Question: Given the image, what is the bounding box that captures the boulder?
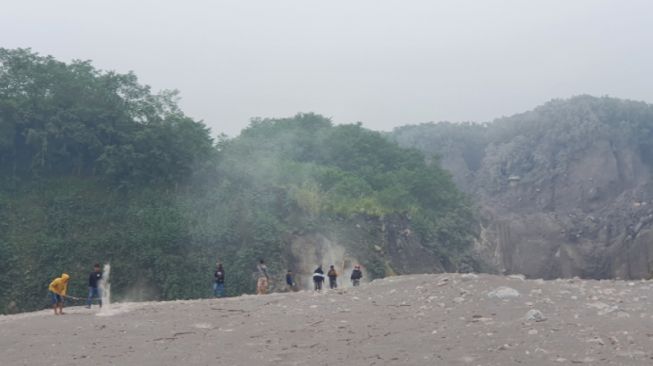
[487,287,520,300]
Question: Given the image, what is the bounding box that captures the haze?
[2,0,652,136]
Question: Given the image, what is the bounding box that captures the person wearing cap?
[48,273,70,315]
[350,265,363,287]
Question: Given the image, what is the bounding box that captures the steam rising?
[290,235,364,290]
[99,263,111,314]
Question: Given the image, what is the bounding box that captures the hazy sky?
[2,0,652,136]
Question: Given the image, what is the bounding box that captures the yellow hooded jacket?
[48,273,70,296]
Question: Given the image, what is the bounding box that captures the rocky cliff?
[392,96,653,279]
[285,215,453,290]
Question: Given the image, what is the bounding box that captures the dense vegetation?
[0,49,476,314]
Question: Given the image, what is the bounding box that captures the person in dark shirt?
[86,263,103,308]
[327,265,338,289]
[214,263,226,298]
[350,265,363,287]
[313,265,325,291]
[286,270,295,291]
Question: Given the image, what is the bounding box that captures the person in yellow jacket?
[48,273,70,315]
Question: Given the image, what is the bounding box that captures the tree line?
[0,49,476,314]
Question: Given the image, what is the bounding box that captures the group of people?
[47,263,104,315]
[212,259,365,297]
[311,264,363,290]
[214,259,273,296]
[49,260,364,315]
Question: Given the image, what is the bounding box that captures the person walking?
[256,259,269,295]
[86,264,103,308]
[327,265,338,289]
[350,265,363,287]
[313,265,325,291]
[214,263,226,297]
[48,273,70,315]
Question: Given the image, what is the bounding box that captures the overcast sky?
[2,0,652,136]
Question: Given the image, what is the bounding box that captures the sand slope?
[2,274,653,365]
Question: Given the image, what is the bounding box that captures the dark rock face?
[476,140,653,279]
[392,96,653,279]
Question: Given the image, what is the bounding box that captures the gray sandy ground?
[2,274,653,365]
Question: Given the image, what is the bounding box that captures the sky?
[1,0,652,136]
